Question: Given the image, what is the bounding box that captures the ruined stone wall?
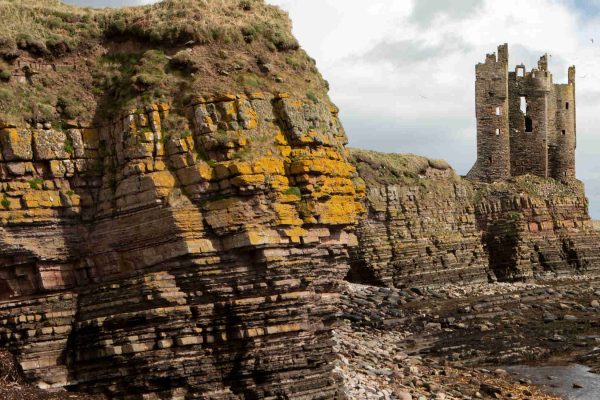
[469,45,577,184]
[467,44,511,183]
[508,62,552,178]
[352,150,600,289]
[0,94,364,399]
[549,76,576,181]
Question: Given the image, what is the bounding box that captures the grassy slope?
[348,148,454,187]
[0,0,329,126]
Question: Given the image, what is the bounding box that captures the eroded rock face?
[0,94,363,399]
[349,149,600,288]
[476,178,600,281]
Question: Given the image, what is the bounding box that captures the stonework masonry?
[467,44,576,183]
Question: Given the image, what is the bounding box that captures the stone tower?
[468,44,510,182]
[467,44,576,183]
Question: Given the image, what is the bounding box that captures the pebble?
[397,391,412,400]
[543,311,557,322]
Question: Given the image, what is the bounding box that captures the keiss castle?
[467,43,576,183]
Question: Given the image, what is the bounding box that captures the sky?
[66,0,600,217]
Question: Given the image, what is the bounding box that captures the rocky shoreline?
[335,279,600,399]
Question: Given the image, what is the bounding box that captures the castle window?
[496,129,500,136]
[496,106,501,115]
[517,67,525,77]
[562,130,566,135]
[488,92,494,97]
[488,156,493,165]
[566,102,569,110]
[520,96,527,114]
[525,115,533,132]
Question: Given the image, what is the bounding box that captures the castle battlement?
[467,43,576,183]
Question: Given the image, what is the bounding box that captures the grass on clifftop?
[477,174,586,202]
[0,0,298,51]
[348,148,455,186]
[0,0,330,126]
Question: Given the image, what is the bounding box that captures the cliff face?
[0,94,363,398]
[348,150,489,287]
[476,177,600,281]
[0,1,364,398]
[350,149,600,288]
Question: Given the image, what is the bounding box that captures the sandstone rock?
[1,128,32,160]
[0,95,363,399]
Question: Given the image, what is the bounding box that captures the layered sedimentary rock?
[348,150,489,288]
[0,94,363,398]
[476,177,600,281]
[349,149,600,288]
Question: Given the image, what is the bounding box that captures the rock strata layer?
[349,149,600,288]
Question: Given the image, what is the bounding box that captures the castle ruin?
[467,43,576,183]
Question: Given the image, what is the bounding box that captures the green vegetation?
[283,186,301,197]
[1,194,9,209]
[66,190,74,196]
[348,148,456,187]
[0,0,298,50]
[63,136,74,154]
[306,91,319,104]
[237,73,262,88]
[0,0,331,126]
[28,178,44,189]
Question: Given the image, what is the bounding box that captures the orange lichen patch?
[267,175,290,191]
[313,195,364,225]
[275,132,289,146]
[273,203,303,226]
[230,174,266,187]
[289,158,355,177]
[295,176,357,197]
[176,163,215,186]
[142,171,176,190]
[228,161,253,176]
[1,128,32,160]
[237,99,258,130]
[278,145,292,158]
[282,226,308,243]
[22,191,62,209]
[252,157,285,175]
